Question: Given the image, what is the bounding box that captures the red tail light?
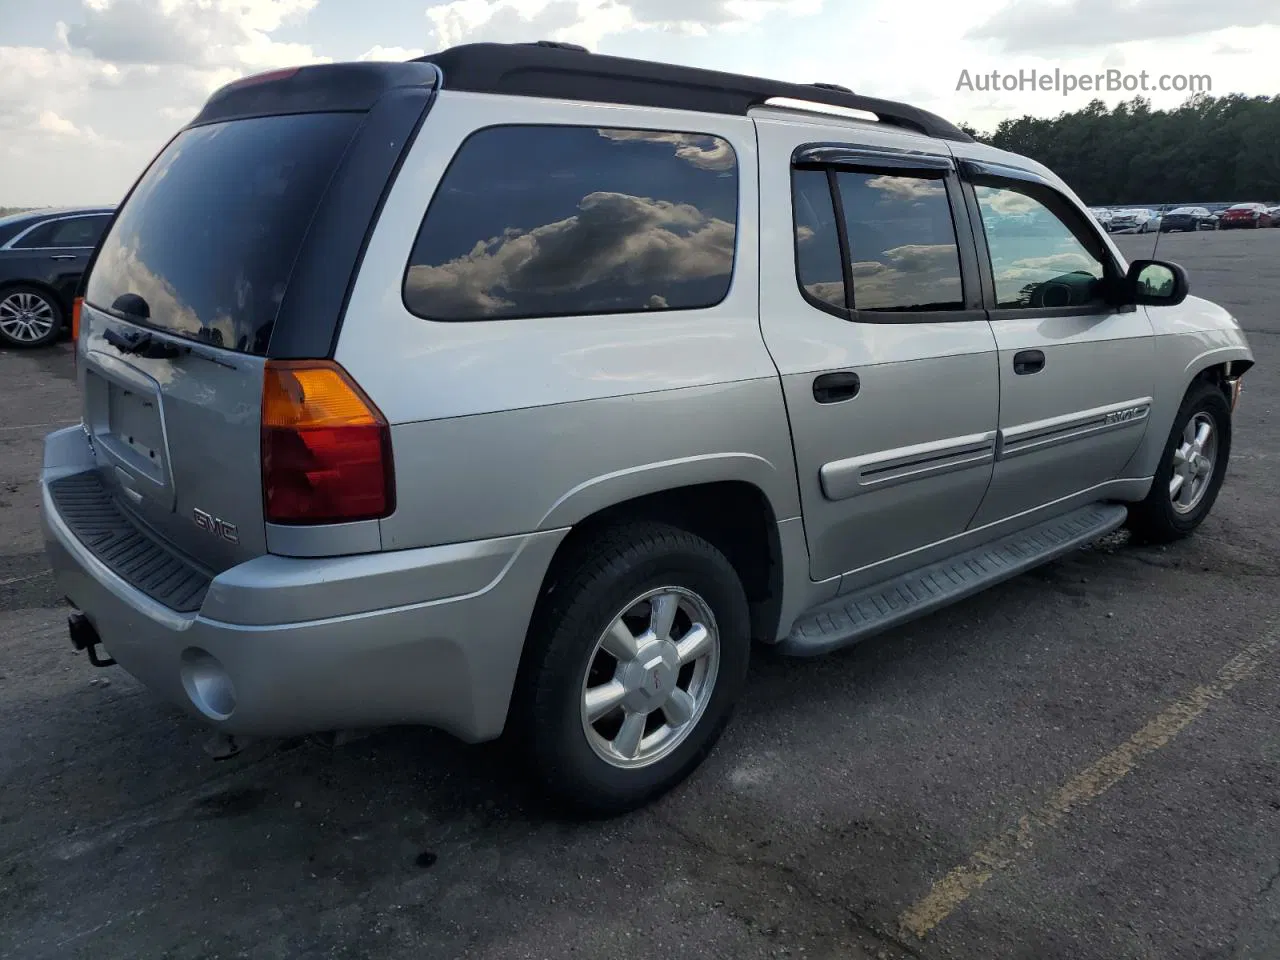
[261,360,394,525]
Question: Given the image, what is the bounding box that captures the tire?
[1126,380,1232,544]
[512,522,751,817]
[0,285,63,349]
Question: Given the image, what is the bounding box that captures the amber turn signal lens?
[261,361,394,525]
[262,361,381,429]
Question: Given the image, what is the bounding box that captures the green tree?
[961,94,1280,204]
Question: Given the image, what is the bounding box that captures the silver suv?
[41,42,1254,815]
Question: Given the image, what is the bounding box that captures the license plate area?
[83,362,171,497]
[106,383,165,472]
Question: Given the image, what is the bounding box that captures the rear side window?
[13,215,109,249]
[793,169,846,311]
[837,171,964,312]
[791,166,964,316]
[85,112,362,355]
[403,125,738,322]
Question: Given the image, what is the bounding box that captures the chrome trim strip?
[5,245,94,253]
[820,431,997,500]
[997,397,1151,461]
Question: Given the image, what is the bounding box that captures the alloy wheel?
[579,586,720,769]
[0,291,56,344]
[1169,412,1218,514]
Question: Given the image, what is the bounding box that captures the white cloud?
[65,0,321,69]
[423,0,819,47]
[427,0,623,50]
[405,191,735,317]
[35,111,80,136]
[3,0,1280,206]
[596,129,736,170]
[358,45,427,61]
[967,0,1280,52]
[849,243,963,309]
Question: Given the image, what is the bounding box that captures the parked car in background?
[0,206,115,348]
[1218,203,1273,229]
[1268,205,1280,226]
[1087,207,1114,231]
[1160,207,1217,232]
[1109,208,1161,233]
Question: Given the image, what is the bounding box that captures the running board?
[778,503,1129,657]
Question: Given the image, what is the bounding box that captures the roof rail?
[412,42,973,143]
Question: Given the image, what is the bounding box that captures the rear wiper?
[103,326,177,357]
[101,325,237,369]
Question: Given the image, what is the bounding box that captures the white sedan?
[1109,208,1162,234]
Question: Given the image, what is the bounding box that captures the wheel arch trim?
[0,278,66,312]
[1121,346,1252,479]
[537,452,800,530]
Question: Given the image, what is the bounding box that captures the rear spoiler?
[190,61,442,127]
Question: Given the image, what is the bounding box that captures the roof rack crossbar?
[412,42,973,143]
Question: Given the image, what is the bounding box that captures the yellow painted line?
[898,621,1280,940]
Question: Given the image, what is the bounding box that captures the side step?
[778,503,1128,657]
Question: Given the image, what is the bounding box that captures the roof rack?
[413,42,973,143]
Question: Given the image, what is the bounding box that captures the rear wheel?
[0,286,63,348]
[1126,381,1232,543]
[513,523,750,817]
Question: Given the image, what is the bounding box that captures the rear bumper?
[40,425,566,742]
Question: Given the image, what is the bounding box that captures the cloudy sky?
[1,0,1276,206]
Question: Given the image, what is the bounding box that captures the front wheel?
[513,523,750,817]
[1126,381,1232,543]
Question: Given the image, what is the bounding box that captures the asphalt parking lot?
[1,228,1277,960]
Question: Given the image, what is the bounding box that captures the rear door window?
[57,215,112,247]
[85,112,362,355]
[11,218,65,249]
[836,170,965,312]
[19,215,112,248]
[402,124,739,321]
[792,169,847,312]
[790,165,967,317]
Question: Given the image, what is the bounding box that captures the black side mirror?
[1126,259,1189,306]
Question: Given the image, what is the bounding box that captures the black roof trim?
[190,61,441,126]
[413,42,973,142]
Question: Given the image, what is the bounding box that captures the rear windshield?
[85,112,361,355]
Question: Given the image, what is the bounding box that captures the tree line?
[959,93,1280,206]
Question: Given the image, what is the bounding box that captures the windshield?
[84,112,361,355]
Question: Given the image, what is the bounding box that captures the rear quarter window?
[402,124,739,322]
